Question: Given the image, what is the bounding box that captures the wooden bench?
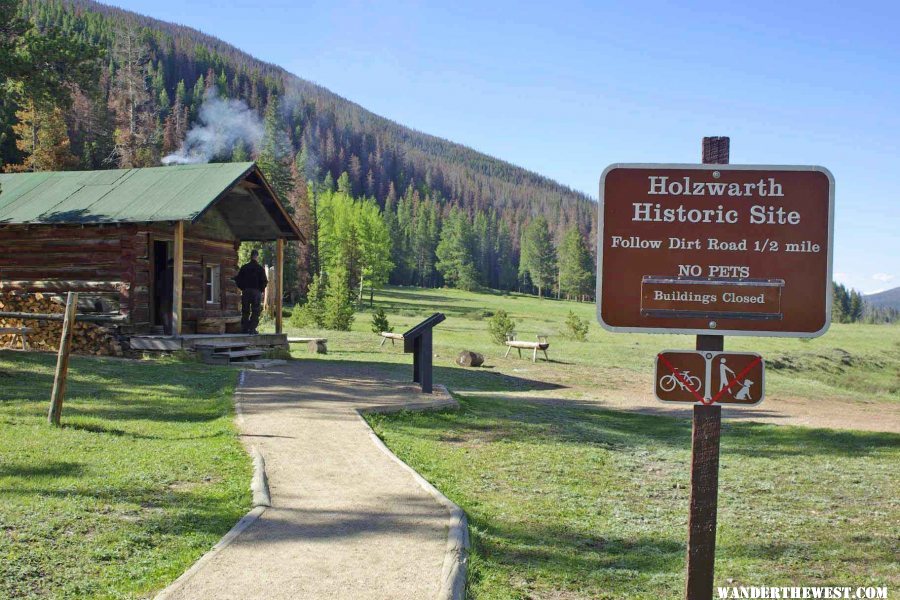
[504,333,550,362]
[0,327,32,350]
[288,337,327,354]
[379,332,404,347]
[197,315,242,334]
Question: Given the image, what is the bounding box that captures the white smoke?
[162,90,263,165]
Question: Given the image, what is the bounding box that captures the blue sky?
[114,0,898,293]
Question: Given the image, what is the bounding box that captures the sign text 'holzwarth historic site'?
[597,164,834,336]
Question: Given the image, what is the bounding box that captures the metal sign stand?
[685,138,729,599]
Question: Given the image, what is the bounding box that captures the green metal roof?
[0,162,261,225]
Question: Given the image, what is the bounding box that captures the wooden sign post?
[48,291,78,426]
[596,136,834,599]
[689,138,729,599]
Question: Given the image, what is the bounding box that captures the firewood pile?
[0,292,125,356]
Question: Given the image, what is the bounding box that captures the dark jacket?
[235,260,268,292]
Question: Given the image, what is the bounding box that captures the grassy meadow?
[282,285,900,404]
[0,352,251,599]
[282,285,900,598]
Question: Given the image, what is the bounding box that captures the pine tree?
[849,290,864,322]
[162,111,178,154]
[519,216,557,298]
[371,307,391,334]
[832,282,848,323]
[496,221,518,291]
[9,105,80,171]
[413,199,440,287]
[288,156,313,295]
[323,268,355,330]
[109,27,157,167]
[472,211,492,286]
[337,171,352,195]
[190,74,205,119]
[290,272,325,327]
[228,139,247,162]
[436,207,478,290]
[558,227,594,300]
[257,95,293,198]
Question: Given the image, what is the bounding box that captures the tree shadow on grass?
[0,461,86,478]
[0,351,236,424]
[375,288,460,304]
[61,420,230,441]
[720,421,900,459]
[292,357,566,394]
[467,515,684,591]
[374,389,899,459]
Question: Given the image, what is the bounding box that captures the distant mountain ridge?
[865,286,900,310]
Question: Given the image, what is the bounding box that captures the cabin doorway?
[152,240,174,332]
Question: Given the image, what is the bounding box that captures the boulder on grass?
[456,350,484,368]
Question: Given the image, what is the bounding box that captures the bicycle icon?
[658,369,702,394]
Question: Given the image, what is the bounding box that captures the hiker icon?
[718,358,736,393]
[718,358,755,401]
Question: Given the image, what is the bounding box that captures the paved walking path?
[160,361,459,600]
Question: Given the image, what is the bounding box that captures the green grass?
[281,285,900,403]
[367,395,900,599]
[0,351,251,599]
[278,285,900,597]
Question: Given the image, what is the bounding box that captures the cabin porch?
[129,332,288,352]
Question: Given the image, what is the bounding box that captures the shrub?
[289,303,317,328]
[371,307,392,334]
[487,309,515,345]
[466,308,493,321]
[290,274,326,328]
[564,310,590,341]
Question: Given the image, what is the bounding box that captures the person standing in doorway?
[235,249,268,334]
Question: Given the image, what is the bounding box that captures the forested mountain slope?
[1,0,597,297]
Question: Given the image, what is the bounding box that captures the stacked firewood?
[0,292,124,356]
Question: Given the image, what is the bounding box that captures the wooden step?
[202,349,266,365]
[222,349,265,359]
[195,341,252,351]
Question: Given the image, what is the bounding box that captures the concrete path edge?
[153,370,270,600]
[358,383,470,600]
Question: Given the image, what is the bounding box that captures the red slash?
[657,354,706,404]
[711,356,763,403]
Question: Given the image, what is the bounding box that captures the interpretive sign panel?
[598,164,834,337]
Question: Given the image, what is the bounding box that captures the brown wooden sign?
[655,350,765,405]
[598,164,834,337]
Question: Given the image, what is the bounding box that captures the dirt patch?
[465,382,900,434]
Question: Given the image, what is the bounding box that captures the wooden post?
[275,238,284,334]
[685,137,729,599]
[48,291,78,426]
[412,337,421,384]
[420,329,433,393]
[172,221,184,335]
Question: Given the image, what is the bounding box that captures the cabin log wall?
[0,223,242,335]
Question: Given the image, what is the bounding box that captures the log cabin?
[0,162,303,350]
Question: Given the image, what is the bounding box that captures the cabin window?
[205,264,220,304]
